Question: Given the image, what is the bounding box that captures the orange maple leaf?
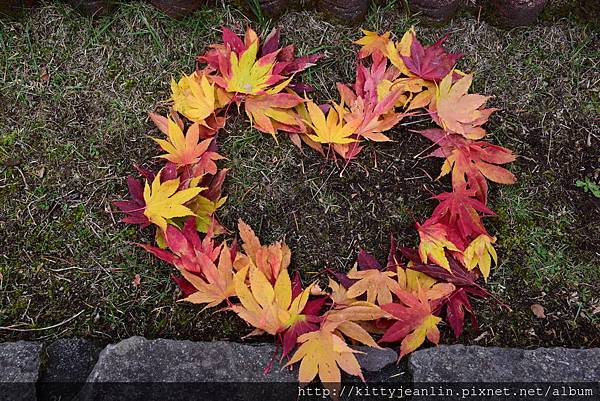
[180,244,236,309]
[235,220,291,282]
[431,73,496,140]
[345,269,401,305]
[354,30,391,59]
[244,92,304,141]
[152,118,219,167]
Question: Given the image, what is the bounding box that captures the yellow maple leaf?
[304,101,360,145]
[417,222,460,271]
[384,28,414,76]
[226,40,278,95]
[328,278,356,306]
[285,326,363,389]
[231,264,312,335]
[463,234,497,280]
[171,72,215,123]
[180,245,236,309]
[143,175,203,231]
[189,195,226,233]
[285,302,383,392]
[397,266,455,301]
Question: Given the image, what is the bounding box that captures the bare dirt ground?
[0,2,598,347]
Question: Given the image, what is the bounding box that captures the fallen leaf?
[304,101,360,145]
[34,167,45,178]
[132,274,141,288]
[40,66,49,82]
[143,174,203,231]
[530,304,546,319]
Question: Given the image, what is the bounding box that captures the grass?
[1,1,599,347]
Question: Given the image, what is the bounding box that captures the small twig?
[0,309,85,332]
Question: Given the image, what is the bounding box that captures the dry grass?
[0,1,598,346]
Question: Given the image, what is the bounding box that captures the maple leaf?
[304,101,360,145]
[224,38,281,95]
[232,264,313,336]
[384,28,414,76]
[345,269,401,305]
[324,248,389,296]
[463,234,497,280]
[430,73,496,139]
[417,220,460,271]
[152,118,215,167]
[356,248,384,270]
[430,182,495,240]
[170,72,216,123]
[402,250,491,338]
[113,176,150,227]
[328,278,357,306]
[180,244,236,309]
[375,77,432,111]
[442,147,516,204]
[338,81,407,143]
[289,101,326,154]
[281,272,327,358]
[354,30,391,59]
[380,288,443,357]
[420,129,517,203]
[202,27,319,97]
[235,220,291,282]
[401,34,462,82]
[388,236,454,300]
[143,174,203,231]
[141,217,221,273]
[199,27,321,97]
[352,55,400,102]
[445,288,477,338]
[171,168,228,234]
[244,92,304,140]
[396,267,455,303]
[327,300,386,323]
[188,195,226,234]
[281,300,326,358]
[285,302,383,391]
[284,325,364,388]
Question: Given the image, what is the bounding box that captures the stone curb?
[1,339,599,400]
[409,345,600,383]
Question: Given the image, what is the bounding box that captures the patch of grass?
[576,178,600,198]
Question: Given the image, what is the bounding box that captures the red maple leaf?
[401,34,462,82]
[379,288,442,357]
[430,182,495,240]
[140,218,222,276]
